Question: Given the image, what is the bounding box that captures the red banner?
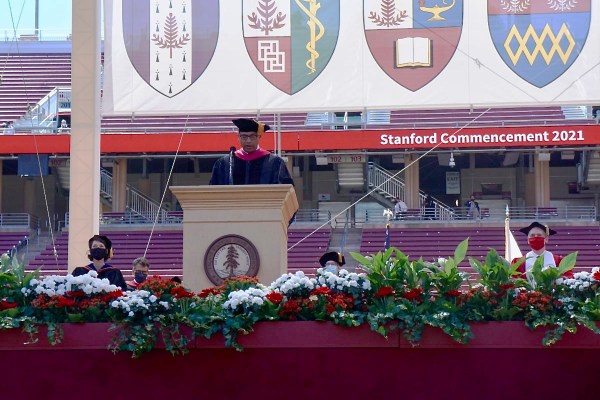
[1,125,598,154]
[297,125,600,151]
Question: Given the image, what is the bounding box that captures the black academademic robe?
[72,263,128,291]
[209,148,294,185]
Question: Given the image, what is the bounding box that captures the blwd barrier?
[1,322,599,399]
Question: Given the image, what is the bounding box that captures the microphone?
[228,146,236,185]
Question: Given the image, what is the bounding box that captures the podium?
[170,185,299,292]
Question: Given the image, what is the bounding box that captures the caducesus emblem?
[242,0,340,95]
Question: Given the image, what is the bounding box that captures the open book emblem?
[121,0,219,98]
[487,0,591,88]
[242,0,340,95]
[396,37,431,67]
[364,0,463,91]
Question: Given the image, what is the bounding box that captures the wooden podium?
[170,185,298,292]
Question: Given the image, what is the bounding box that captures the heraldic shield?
[242,0,340,95]
[488,0,591,88]
[122,0,219,98]
[364,0,464,92]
